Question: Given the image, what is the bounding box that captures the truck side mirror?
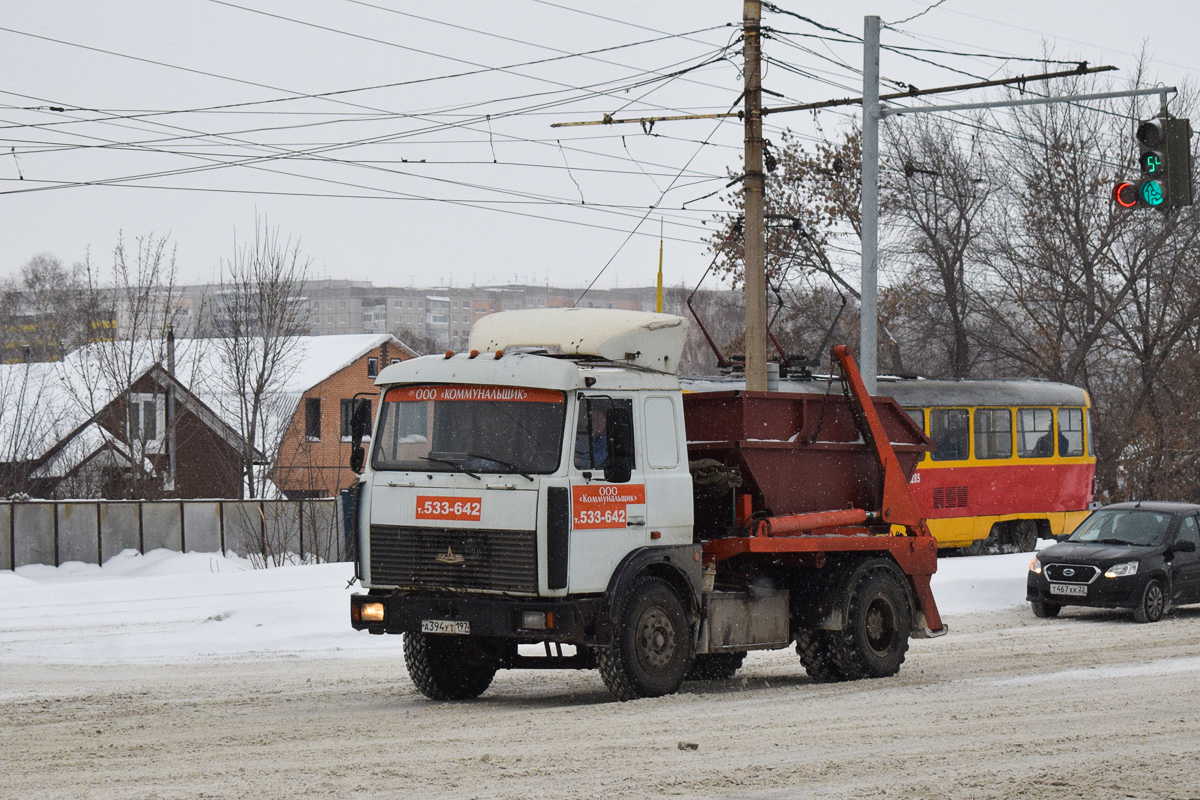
[604,405,634,483]
[350,445,366,473]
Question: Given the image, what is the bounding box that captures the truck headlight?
[360,602,385,622]
[1104,561,1139,578]
[1028,557,1042,574]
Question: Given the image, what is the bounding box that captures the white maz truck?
[349,308,945,701]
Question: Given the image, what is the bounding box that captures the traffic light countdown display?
[1113,115,1193,209]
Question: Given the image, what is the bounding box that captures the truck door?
[567,394,647,593]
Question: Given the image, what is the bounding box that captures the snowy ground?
[6,544,1200,800]
[0,544,1038,664]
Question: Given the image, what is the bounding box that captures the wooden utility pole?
[742,0,768,391]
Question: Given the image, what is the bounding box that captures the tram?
[879,378,1096,554]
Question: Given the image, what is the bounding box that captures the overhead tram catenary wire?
[574,97,742,306]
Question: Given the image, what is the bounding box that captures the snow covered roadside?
[0,545,1042,665]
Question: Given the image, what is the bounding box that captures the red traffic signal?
[1112,181,1139,208]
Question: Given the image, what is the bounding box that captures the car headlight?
[1104,561,1139,578]
[1029,557,1042,574]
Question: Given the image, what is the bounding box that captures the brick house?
[269,335,415,499]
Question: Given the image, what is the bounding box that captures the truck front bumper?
[350,592,605,645]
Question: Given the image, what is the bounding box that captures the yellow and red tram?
[879,378,1096,554]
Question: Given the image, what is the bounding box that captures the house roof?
[0,334,409,465]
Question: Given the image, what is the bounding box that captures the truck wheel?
[796,629,844,682]
[403,633,498,700]
[687,652,746,681]
[1030,599,1061,618]
[597,576,691,701]
[832,567,912,680]
[1133,578,1166,623]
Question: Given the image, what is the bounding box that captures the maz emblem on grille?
[435,547,466,565]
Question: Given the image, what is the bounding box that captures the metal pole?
[859,16,881,395]
[743,0,768,391]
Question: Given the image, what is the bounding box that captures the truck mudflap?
[350,592,603,645]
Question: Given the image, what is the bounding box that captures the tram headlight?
[1028,557,1042,574]
[1104,561,1139,578]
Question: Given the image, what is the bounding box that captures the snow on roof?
[0,334,408,465]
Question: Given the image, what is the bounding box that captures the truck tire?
[597,576,692,701]
[831,567,912,680]
[796,629,844,682]
[403,633,498,700]
[687,652,746,681]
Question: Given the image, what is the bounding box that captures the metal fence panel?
[0,503,11,570]
[57,502,99,565]
[221,501,261,558]
[99,503,141,562]
[142,502,182,553]
[304,501,340,562]
[13,503,55,568]
[263,502,300,560]
[183,502,222,553]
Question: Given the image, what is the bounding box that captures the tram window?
[1087,410,1096,456]
[1017,408,1054,458]
[974,408,1012,459]
[1059,408,1084,457]
[930,408,969,461]
[905,408,925,433]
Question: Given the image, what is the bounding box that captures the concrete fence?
[0,498,345,570]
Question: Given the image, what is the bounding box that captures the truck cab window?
[574,397,634,471]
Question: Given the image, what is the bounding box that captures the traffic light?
[1117,115,1193,209]
[1136,118,1168,207]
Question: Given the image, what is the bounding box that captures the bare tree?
[882,115,994,378]
[208,220,310,499]
[60,233,184,499]
[1,253,88,362]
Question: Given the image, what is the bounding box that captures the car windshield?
[1067,509,1173,547]
[371,384,566,475]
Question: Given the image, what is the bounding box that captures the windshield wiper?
[1096,537,1132,545]
[417,455,481,480]
[460,452,534,481]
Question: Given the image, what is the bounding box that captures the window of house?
[326,301,333,310]
[1017,408,1055,458]
[367,357,379,378]
[341,398,372,439]
[929,408,968,461]
[390,358,401,365]
[339,300,346,309]
[128,393,163,443]
[1059,408,1084,457]
[305,398,321,441]
[974,408,1012,459]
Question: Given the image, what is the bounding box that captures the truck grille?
[369,524,537,593]
[1044,563,1099,584]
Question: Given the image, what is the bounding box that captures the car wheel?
[1031,599,1061,618]
[1133,578,1166,623]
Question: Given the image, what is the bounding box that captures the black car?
[1027,501,1200,623]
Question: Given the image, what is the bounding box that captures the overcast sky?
[1,1,1195,293]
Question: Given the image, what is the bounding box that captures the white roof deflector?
[469,308,689,374]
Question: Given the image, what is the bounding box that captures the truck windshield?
[371,385,566,475]
[1068,509,1172,547]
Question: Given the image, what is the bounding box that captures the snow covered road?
[3,548,1200,798]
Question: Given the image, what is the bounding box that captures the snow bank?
[0,543,1044,665]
